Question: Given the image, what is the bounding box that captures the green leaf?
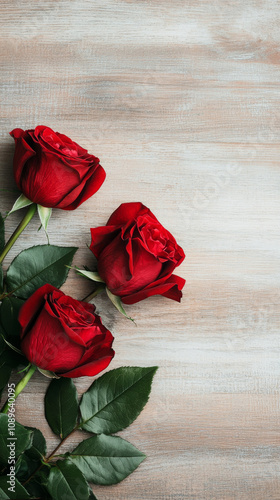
[25,427,47,460]
[6,245,77,299]
[0,297,24,353]
[80,366,158,434]
[0,332,6,355]
[47,459,91,500]
[75,268,105,283]
[0,476,30,499]
[106,287,135,322]
[15,429,47,482]
[1,337,23,355]
[69,434,145,485]
[0,415,33,466]
[0,297,23,343]
[88,492,98,500]
[0,360,13,399]
[24,467,51,499]
[45,378,79,439]
[8,193,33,215]
[15,453,39,481]
[0,212,5,253]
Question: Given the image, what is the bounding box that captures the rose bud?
[10,125,105,210]
[90,202,185,305]
[19,284,114,378]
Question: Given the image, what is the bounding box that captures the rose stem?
[1,364,37,414]
[0,203,37,264]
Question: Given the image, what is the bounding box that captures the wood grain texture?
[1,0,280,498]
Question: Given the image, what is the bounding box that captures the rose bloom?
[90,202,185,304]
[19,284,114,378]
[10,125,105,210]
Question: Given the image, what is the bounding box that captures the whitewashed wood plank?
[0,0,280,498]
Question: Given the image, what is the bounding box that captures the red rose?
[19,284,114,378]
[90,202,185,304]
[10,125,105,210]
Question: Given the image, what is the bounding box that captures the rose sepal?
[37,205,52,239]
[38,368,60,379]
[106,288,135,323]
[7,193,33,216]
[74,267,105,283]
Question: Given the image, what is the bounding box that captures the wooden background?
[1,1,280,499]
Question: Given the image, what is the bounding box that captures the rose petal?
[161,274,186,301]
[11,125,105,209]
[97,235,132,294]
[107,202,150,226]
[61,348,115,378]
[19,284,58,338]
[90,225,119,258]
[43,300,86,347]
[10,129,36,189]
[21,308,84,372]
[20,150,81,207]
[58,164,106,210]
[121,274,186,304]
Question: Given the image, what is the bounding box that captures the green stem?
[1,365,37,414]
[0,204,37,264]
[46,424,81,462]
